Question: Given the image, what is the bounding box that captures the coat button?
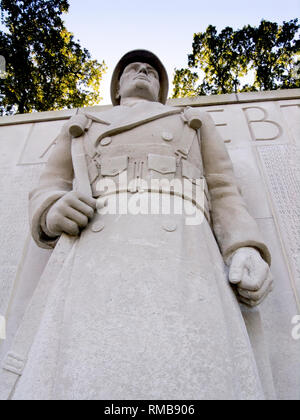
[162,131,173,142]
[162,222,177,232]
[91,221,105,233]
[100,137,112,146]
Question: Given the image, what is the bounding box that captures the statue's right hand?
[46,191,96,237]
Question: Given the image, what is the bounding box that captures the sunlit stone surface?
[0,87,299,400]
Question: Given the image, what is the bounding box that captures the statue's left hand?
[228,247,273,307]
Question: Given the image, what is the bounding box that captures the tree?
[173,19,300,98]
[0,0,107,115]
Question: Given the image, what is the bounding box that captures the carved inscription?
[280,104,300,145]
[243,106,283,141]
[207,109,231,143]
[258,144,300,291]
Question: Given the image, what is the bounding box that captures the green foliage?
[0,0,107,115]
[173,19,300,98]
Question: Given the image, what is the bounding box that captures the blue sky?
[64,0,300,104]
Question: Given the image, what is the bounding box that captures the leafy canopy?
[0,0,107,115]
[173,19,300,98]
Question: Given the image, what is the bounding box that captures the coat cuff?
[29,191,67,249]
[223,242,271,267]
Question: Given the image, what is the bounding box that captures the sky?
[64,0,300,104]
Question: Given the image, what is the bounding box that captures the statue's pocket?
[148,154,176,180]
[100,155,129,177]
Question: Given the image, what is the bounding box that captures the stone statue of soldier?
[1,50,273,400]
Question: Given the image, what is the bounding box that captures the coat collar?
[86,102,182,147]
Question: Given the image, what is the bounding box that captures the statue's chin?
[135,79,149,90]
[134,82,157,101]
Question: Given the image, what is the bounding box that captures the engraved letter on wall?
[243,106,283,141]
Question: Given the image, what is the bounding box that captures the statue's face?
[118,62,160,102]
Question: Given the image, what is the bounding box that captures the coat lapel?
[85,102,182,148]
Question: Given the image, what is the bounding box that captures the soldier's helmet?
[110,49,169,106]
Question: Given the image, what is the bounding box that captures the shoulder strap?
[175,107,202,162]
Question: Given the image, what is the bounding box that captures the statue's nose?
[138,65,148,75]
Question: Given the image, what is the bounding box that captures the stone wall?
[0,89,299,399]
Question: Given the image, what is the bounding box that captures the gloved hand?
[46,191,96,237]
[228,247,273,307]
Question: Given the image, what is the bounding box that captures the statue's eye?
[124,64,138,74]
[149,70,158,79]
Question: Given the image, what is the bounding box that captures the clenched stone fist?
[228,247,273,307]
[46,191,96,237]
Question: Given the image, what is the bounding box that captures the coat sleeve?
[29,122,74,249]
[199,111,271,266]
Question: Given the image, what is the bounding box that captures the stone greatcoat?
[3,100,271,400]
